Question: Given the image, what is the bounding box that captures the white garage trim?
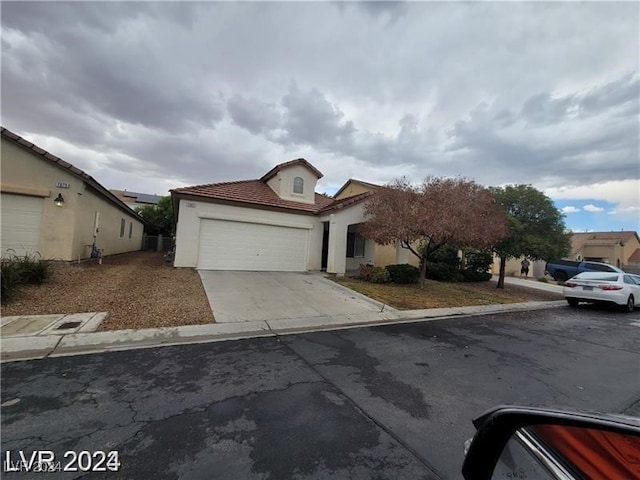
[197,212,314,230]
[197,219,309,271]
[1,193,44,258]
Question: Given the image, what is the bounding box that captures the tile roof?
[319,191,375,213]
[260,158,323,181]
[1,127,143,222]
[172,179,335,213]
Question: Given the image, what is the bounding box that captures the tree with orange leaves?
[360,177,509,287]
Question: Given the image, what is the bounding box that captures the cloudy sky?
[2,1,638,232]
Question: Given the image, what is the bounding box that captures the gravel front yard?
[1,251,214,331]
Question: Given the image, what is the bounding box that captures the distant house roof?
[260,158,324,182]
[111,189,163,206]
[333,178,381,199]
[1,127,143,222]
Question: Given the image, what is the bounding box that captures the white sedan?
[563,272,640,312]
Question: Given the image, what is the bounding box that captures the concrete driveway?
[199,271,396,324]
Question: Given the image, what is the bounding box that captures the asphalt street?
[2,305,639,479]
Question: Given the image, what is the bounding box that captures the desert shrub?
[0,252,51,302]
[1,259,20,301]
[538,277,549,283]
[385,264,420,284]
[359,263,375,281]
[370,267,391,283]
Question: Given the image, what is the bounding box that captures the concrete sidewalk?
[492,275,564,294]
[0,279,566,362]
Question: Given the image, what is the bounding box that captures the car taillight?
[565,282,576,288]
[599,285,623,290]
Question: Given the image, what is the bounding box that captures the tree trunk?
[497,256,506,289]
[419,256,427,288]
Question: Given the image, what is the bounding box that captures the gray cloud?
[0,1,637,230]
[227,95,281,135]
[276,84,357,148]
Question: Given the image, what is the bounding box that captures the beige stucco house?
[171,159,417,275]
[570,231,640,272]
[491,231,640,277]
[1,127,144,261]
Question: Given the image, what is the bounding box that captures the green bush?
[538,277,549,283]
[370,267,391,283]
[359,263,375,281]
[0,252,51,302]
[385,264,420,284]
[425,262,463,282]
[460,249,492,282]
[461,269,492,282]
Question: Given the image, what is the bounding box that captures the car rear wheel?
[567,298,578,307]
[625,295,635,313]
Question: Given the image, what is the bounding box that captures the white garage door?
[1,193,44,258]
[197,219,308,271]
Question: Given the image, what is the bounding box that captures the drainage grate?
[56,321,82,330]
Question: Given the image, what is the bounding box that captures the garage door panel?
[197,220,308,271]
[1,194,43,258]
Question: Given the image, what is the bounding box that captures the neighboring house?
[491,231,640,277]
[171,159,416,275]
[1,127,144,261]
[110,189,164,210]
[570,231,640,271]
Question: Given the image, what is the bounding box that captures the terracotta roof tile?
[172,179,335,213]
[319,190,374,213]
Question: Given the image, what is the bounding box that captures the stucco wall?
[265,164,318,204]
[174,199,323,269]
[72,185,144,260]
[1,137,143,261]
[334,182,372,200]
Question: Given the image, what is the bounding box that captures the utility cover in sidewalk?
[56,322,82,330]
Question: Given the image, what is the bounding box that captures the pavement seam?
[277,336,446,480]
[44,334,65,359]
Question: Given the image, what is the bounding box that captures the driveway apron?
[198,271,391,323]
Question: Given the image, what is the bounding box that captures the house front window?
[120,218,125,238]
[293,176,304,194]
[346,232,366,258]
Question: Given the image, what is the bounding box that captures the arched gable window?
[293,176,304,194]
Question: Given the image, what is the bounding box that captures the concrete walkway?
[1,275,566,362]
[492,275,564,294]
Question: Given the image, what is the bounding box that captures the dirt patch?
[1,251,214,331]
[332,277,563,310]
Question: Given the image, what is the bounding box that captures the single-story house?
[491,230,640,277]
[571,231,640,272]
[1,127,144,261]
[171,159,417,275]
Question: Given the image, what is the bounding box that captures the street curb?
[1,300,566,362]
